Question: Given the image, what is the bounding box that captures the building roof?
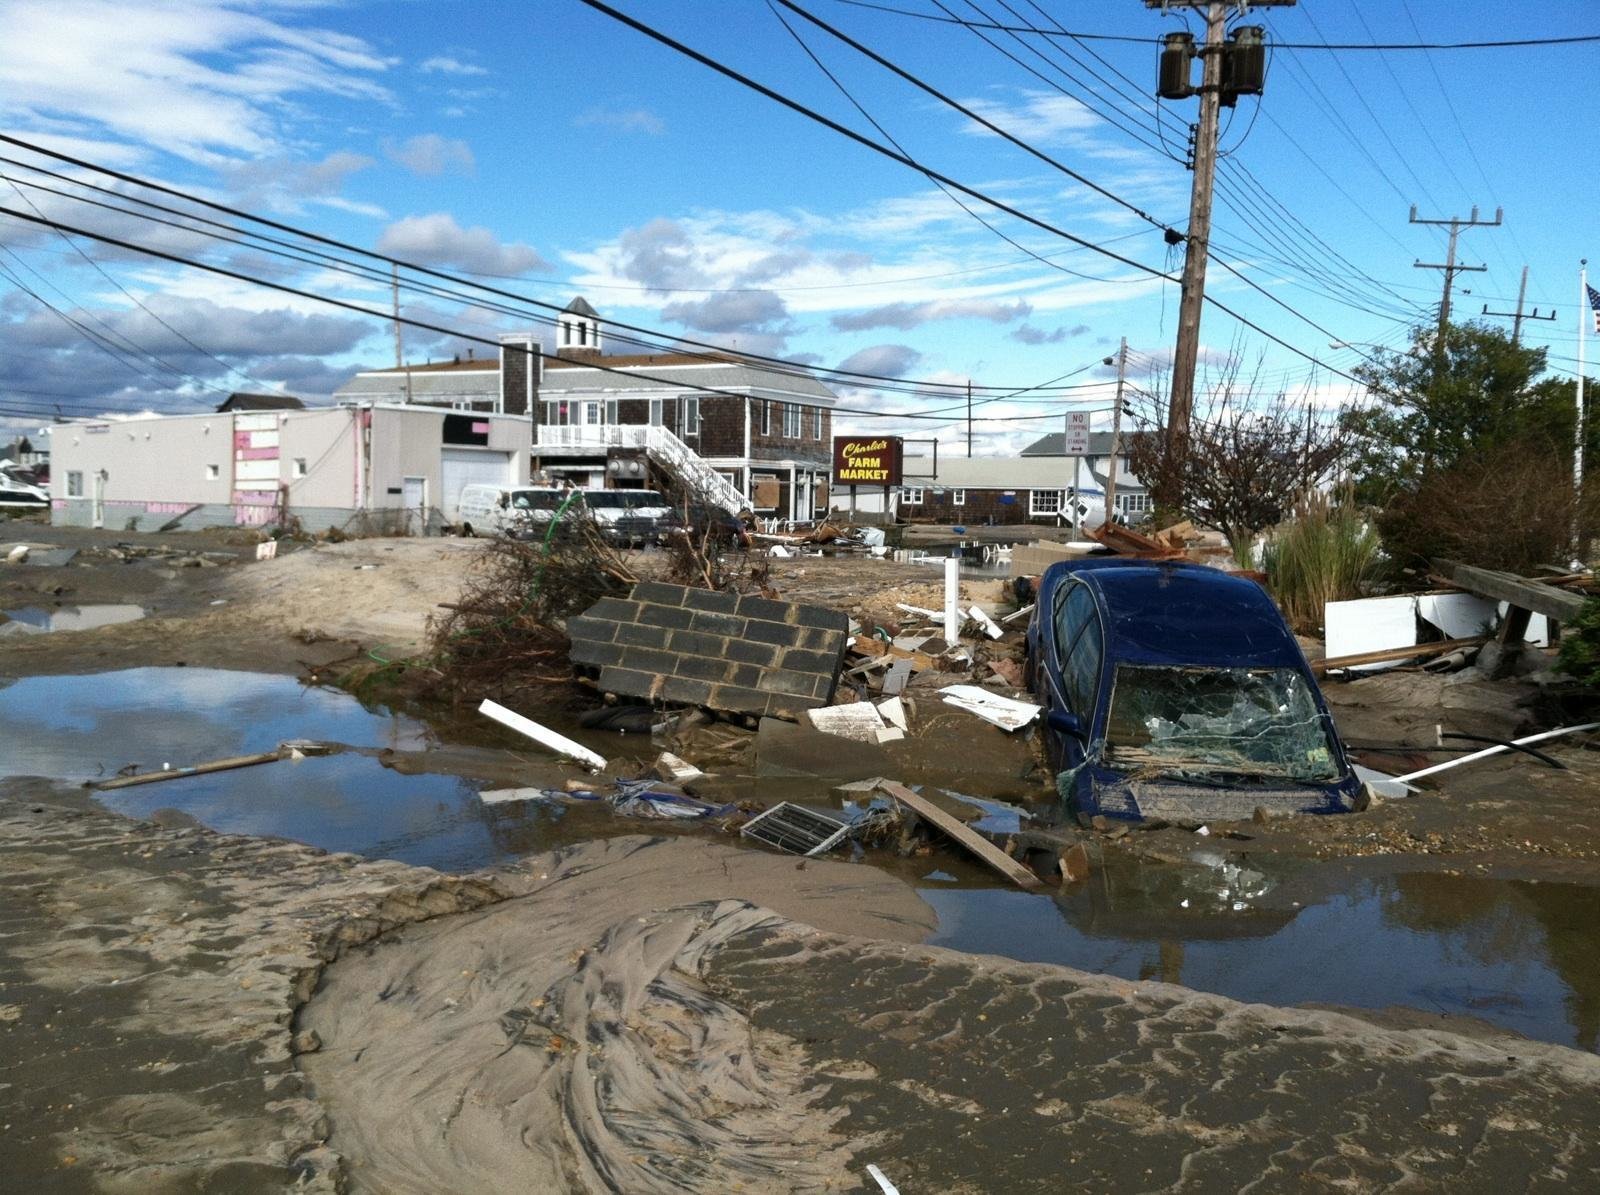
[1019,430,1126,457]
[563,295,601,317]
[336,346,839,406]
[216,392,306,412]
[900,455,1104,492]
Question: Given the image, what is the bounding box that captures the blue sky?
[0,0,1596,452]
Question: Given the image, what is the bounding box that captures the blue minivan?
[1026,558,1361,823]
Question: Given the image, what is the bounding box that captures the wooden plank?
[479,698,607,770]
[850,635,937,671]
[1431,558,1587,623]
[1312,635,1488,676]
[876,780,1045,891]
[95,748,287,790]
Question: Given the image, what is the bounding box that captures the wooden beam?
[876,780,1045,891]
[95,748,288,790]
[1312,635,1489,676]
[1431,558,1588,623]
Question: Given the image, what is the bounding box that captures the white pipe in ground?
[943,555,961,642]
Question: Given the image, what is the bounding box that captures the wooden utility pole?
[1482,265,1556,345]
[1104,337,1128,522]
[1410,205,1500,348]
[391,263,404,368]
[966,378,973,458]
[1145,0,1292,506]
[1165,1,1225,472]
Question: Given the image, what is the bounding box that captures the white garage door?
[441,449,513,520]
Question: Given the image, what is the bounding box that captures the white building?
[48,402,531,534]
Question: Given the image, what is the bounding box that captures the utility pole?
[966,379,973,458]
[1104,337,1128,522]
[391,263,404,368]
[1482,265,1556,345]
[1147,1,1291,508]
[1410,205,1500,348]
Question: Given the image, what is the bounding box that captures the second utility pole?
[1410,204,1501,348]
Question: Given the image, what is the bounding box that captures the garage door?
[441,449,513,520]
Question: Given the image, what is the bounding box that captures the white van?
[454,485,572,538]
[581,489,674,547]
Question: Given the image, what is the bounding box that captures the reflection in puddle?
[1,604,146,634]
[922,860,1600,1053]
[0,668,615,873]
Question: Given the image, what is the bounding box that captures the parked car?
[1026,557,1361,823]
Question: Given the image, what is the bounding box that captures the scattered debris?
[866,1164,902,1195]
[1058,842,1091,884]
[92,740,336,790]
[651,751,705,785]
[938,684,1041,731]
[1392,722,1599,784]
[255,539,279,561]
[1314,636,1488,676]
[876,780,1045,890]
[6,544,29,564]
[741,802,854,855]
[966,605,1004,639]
[877,695,908,732]
[567,581,849,719]
[478,698,607,770]
[808,702,898,744]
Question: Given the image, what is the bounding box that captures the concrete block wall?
[567,581,849,718]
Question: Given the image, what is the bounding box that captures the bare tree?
[1127,357,1349,557]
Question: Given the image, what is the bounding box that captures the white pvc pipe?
[1392,722,1599,783]
[943,555,961,642]
[479,698,607,771]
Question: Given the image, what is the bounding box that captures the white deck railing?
[534,423,746,514]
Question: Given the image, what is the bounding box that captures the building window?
[783,403,801,438]
[681,395,701,435]
[1030,489,1062,516]
[951,489,966,506]
[604,398,618,424]
[293,458,308,478]
[762,399,772,435]
[648,398,665,427]
[1119,492,1153,516]
[813,407,823,440]
[67,470,83,497]
[205,464,221,481]
[901,486,923,505]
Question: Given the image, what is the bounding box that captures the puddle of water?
[921,860,1600,1053]
[0,668,625,873]
[1,604,146,634]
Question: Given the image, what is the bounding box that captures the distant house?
[334,297,838,521]
[890,455,1103,526]
[215,392,307,413]
[1020,429,1152,522]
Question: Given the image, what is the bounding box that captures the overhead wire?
[0,140,1119,397]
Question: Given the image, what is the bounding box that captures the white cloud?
[376,213,548,276]
[420,55,486,77]
[0,0,393,163]
[958,91,1099,146]
[384,133,474,177]
[574,106,666,136]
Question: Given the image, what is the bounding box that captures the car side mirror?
[1047,709,1085,738]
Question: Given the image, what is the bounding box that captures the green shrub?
[1263,493,1383,635]
[1557,598,1600,689]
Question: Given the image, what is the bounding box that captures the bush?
[1376,438,1594,574]
[1557,598,1600,689]
[1262,492,1383,635]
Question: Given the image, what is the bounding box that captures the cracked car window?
[1103,665,1340,781]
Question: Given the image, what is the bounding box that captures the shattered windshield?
[1103,665,1341,783]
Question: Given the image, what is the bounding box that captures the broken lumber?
[1312,636,1488,675]
[850,634,938,672]
[876,780,1045,891]
[95,747,291,790]
[1431,558,1587,624]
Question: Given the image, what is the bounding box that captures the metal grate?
[741,802,852,856]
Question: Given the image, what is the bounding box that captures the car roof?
[1045,559,1304,669]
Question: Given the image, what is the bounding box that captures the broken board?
[876,780,1044,891]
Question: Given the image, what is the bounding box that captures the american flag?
[1589,283,1600,334]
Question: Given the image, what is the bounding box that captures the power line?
[0,203,1123,424]
[0,140,1119,396]
[827,3,1600,49]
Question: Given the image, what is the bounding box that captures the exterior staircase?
[536,424,748,515]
